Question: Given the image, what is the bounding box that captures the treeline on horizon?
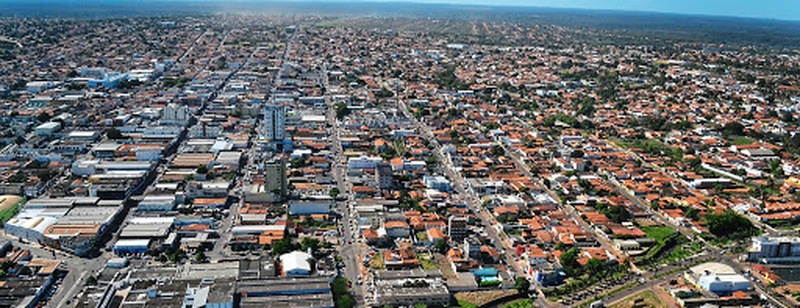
[3,1,800,49]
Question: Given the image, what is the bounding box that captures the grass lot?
[638,226,690,266]
[608,290,668,308]
[500,299,534,308]
[730,136,755,146]
[457,299,479,308]
[642,226,675,243]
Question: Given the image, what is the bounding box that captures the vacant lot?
[455,290,518,307]
[609,290,668,308]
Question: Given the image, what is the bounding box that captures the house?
[384,221,410,238]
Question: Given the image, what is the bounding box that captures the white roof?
[114,239,151,247]
[6,216,58,234]
[128,217,175,225]
[280,251,312,273]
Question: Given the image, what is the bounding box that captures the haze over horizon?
[7,0,800,21]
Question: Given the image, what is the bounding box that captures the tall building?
[264,157,287,201]
[161,103,191,125]
[448,216,469,242]
[263,101,286,142]
[375,162,393,190]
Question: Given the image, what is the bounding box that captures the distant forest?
[3,1,800,49]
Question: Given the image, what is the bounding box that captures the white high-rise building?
[161,103,191,125]
[263,102,286,141]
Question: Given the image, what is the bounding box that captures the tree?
[434,239,450,254]
[705,209,758,240]
[329,187,340,198]
[570,150,585,158]
[85,276,98,286]
[196,165,209,174]
[195,250,207,263]
[559,247,581,277]
[36,112,51,123]
[335,294,355,308]
[300,237,321,255]
[334,102,351,120]
[585,258,604,275]
[105,128,125,140]
[514,277,531,293]
[271,238,296,255]
[331,277,354,308]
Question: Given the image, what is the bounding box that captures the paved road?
[327,84,366,305]
[394,99,559,307]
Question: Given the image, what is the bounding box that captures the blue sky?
[381,0,800,21]
[13,0,800,21]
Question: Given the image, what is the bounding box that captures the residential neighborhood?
[0,5,800,308]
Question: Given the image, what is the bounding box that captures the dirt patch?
[455,290,518,307]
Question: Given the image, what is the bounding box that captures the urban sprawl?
[0,14,800,308]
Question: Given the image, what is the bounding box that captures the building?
[34,122,61,136]
[113,239,151,255]
[162,103,192,125]
[263,102,286,141]
[264,157,288,200]
[347,156,382,170]
[384,221,410,238]
[235,276,334,308]
[448,216,469,242]
[748,236,800,263]
[289,200,332,216]
[372,270,450,307]
[423,176,452,192]
[279,251,313,276]
[685,262,750,294]
[375,162,393,190]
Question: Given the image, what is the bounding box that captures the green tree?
[434,239,450,254]
[705,209,758,240]
[585,258,604,275]
[195,250,207,263]
[271,238,297,255]
[300,237,321,255]
[514,277,531,293]
[559,247,581,277]
[329,187,340,198]
[334,102,351,120]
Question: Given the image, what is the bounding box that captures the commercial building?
[685,262,750,294]
[235,276,334,308]
[113,239,151,255]
[423,175,452,192]
[264,157,288,200]
[279,251,313,276]
[34,122,61,136]
[289,200,332,216]
[748,236,800,263]
[161,103,192,125]
[372,269,450,307]
[347,156,382,170]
